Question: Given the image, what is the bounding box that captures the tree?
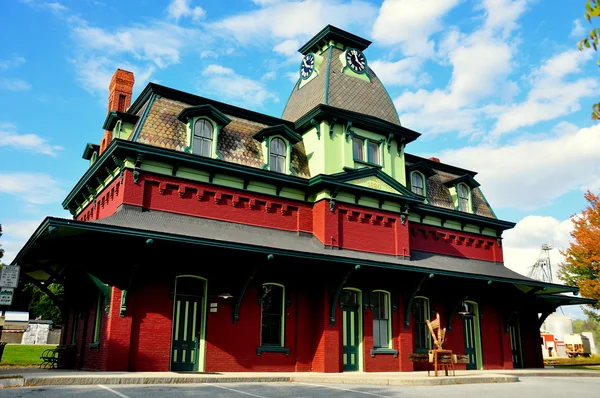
[22,283,64,325]
[558,191,600,320]
[577,1,600,119]
[573,316,600,349]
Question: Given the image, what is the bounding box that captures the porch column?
[104,286,133,371]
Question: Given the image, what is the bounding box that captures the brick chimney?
[99,69,135,155]
[428,157,441,163]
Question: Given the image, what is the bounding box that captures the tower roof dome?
[282,25,400,126]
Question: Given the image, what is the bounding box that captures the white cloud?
[213,0,377,45]
[0,124,63,156]
[167,0,206,22]
[0,78,31,91]
[273,39,300,57]
[492,50,598,135]
[1,219,50,264]
[480,0,529,37]
[372,0,460,57]
[0,173,65,205]
[570,19,586,38]
[437,123,600,210]
[0,56,26,70]
[369,57,430,87]
[503,215,573,280]
[199,64,278,108]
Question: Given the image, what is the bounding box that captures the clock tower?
[282,25,400,126]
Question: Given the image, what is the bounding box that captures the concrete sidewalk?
[0,367,598,388]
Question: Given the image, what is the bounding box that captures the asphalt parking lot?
[2,377,599,397]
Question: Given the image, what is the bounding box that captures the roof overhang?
[252,124,303,145]
[444,174,481,189]
[82,143,100,160]
[406,162,437,179]
[12,207,580,298]
[298,24,372,55]
[177,104,232,126]
[295,104,420,145]
[102,110,140,131]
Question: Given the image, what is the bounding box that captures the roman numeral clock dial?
[299,53,315,79]
[345,48,367,74]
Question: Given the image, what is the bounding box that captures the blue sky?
[1,0,598,318]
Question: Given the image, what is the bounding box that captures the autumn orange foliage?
[558,191,600,318]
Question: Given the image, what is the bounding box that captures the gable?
[347,176,404,196]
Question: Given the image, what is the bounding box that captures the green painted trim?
[372,289,393,350]
[324,46,333,105]
[464,300,483,370]
[331,268,354,326]
[82,143,99,160]
[295,104,420,145]
[130,83,294,129]
[261,283,286,347]
[92,292,102,344]
[406,162,436,178]
[14,216,576,295]
[409,171,427,200]
[404,274,434,330]
[370,348,398,357]
[252,124,302,145]
[405,153,477,178]
[411,202,515,230]
[444,175,480,189]
[536,294,597,305]
[256,346,290,356]
[298,24,371,55]
[177,104,232,126]
[88,342,100,350]
[233,268,257,324]
[102,110,140,131]
[131,93,156,142]
[343,287,364,372]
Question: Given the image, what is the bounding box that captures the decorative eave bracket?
[404,273,434,330]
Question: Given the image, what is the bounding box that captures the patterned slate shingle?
[135,97,311,178]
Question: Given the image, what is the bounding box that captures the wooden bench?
[409,353,469,364]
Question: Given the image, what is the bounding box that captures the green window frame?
[410,171,425,196]
[269,138,286,174]
[457,183,471,212]
[413,296,431,352]
[92,293,102,344]
[260,283,285,347]
[193,118,214,157]
[353,136,381,166]
[372,290,392,349]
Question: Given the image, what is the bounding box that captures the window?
[269,138,286,173]
[260,284,285,346]
[367,141,380,165]
[413,297,431,351]
[92,294,102,344]
[193,119,214,157]
[353,137,365,161]
[411,172,424,196]
[372,291,391,349]
[457,184,470,212]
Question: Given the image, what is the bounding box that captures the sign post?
[0,265,20,346]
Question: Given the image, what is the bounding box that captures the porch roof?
[13,205,580,297]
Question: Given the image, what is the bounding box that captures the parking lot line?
[296,382,391,397]
[204,383,270,398]
[98,384,131,398]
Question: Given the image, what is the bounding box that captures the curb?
[0,376,24,388]
[23,376,291,387]
[503,371,600,378]
[292,375,519,386]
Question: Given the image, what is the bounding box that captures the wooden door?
[171,277,205,371]
[341,289,360,371]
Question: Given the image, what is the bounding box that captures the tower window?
[270,138,286,173]
[411,172,424,196]
[193,119,214,157]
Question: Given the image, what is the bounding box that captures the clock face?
[300,53,315,79]
[346,48,366,74]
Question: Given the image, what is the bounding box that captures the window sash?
[270,154,286,173]
[353,137,365,161]
[373,292,390,348]
[261,284,284,346]
[367,141,380,165]
[373,319,389,349]
[413,298,430,350]
[411,173,424,196]
[193,136,212,157]
[458,185,469,211]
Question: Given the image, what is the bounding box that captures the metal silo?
[542,312,573,341]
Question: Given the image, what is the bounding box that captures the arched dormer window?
[457,183,470,212]
[193,118,214,157]
[410,172,424,196]
[269,137,286,173]
[177,104,232,159]
[252,124,302,175]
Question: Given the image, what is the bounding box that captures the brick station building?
[12,26,593,373]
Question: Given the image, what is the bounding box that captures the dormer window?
[193,119,214,157]
[252,124,302,175]
[410,172,424,196]
[457,183,470,212]
[177,104,232,159]
[269,138,286,173]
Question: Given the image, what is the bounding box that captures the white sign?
[0,265,20,288]
[0,287,14,306]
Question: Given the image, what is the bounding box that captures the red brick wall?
[129,281,173,371]
[77,178,123,222]
[479,303,512,370]
[82,296,108,370]
[410,224,503,262]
